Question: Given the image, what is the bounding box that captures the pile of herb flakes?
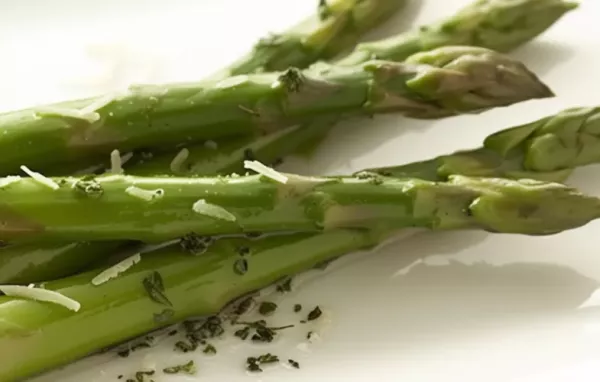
[116,277,327,379]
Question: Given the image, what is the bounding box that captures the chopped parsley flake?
[163,360,196,375]
[307,306,322,321]
[142,271,172,307]
[258,301,277,316]
[203,344,217,355]
[234,258,248,275]
[276,278,292,293]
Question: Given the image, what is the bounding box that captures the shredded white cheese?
[79,94,115,115]
[0,176,21,189]
[91,253,141,286]
[192,199,237,221]
[244,160,288,184]
[170,148,190,173]
[110,149,124,174]
[35,106,100,123]
[125,186,165,202]
[20,165,60,190]
[0,285,81,312]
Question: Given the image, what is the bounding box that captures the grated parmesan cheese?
[0,176,21,189]
[35,106,100,123]
[0,285,81,312]
[125,186,164,202]
[244,160,288,184]
[92,253,141,286]
[20,165,60,190]
[79,94,115,115]
[170,148,190,173]
[110,149,124,174]
[192,199,237,222]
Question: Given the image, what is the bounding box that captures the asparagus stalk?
[2,172,600,243]
[0,230,378,381]
[338,0,578,65]
[5,107,595,283]
[134,0,576,177]
[0,46,551,176]
[211,0,408,79]
[360,107,600,182]
[0,0,406,284]
[0,242,125,284]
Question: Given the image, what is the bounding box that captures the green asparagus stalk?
[211,0,408,79]
[0,46,550,176]
[359,107,600,182]
[338,0,578,65]
[134,0,576,177]
[2,172,600,243]
[6,107,595,283]
[0,242,125,284]
[0,230,379,381]
[0,0,406,284]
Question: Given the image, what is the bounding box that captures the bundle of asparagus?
[0,0,586,380]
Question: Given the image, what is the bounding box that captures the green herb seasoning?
[234,326,250,340]
[246,353,280,372]
[294,304,302,313]
[234,297,254,315]
[234,258,248,275]
[174,341,197,353]
[288,359,300,369]
[179,232,213,255]
[246,357,262,373]
[163,360,196,375]
[276,278,292,293]
[203,344,217,355]
[142,271,172,307]
[134,370,155,382]
[258,301,277,316]
[307,306,322,321]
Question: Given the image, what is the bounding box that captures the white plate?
[2,0,600,381]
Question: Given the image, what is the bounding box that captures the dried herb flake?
[163,360,196,375]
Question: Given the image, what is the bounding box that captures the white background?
[1,0,600,381]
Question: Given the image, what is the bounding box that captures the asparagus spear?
[134,0,576,177]
[0,230,378,381]
[211,0,408,79]
[0,46,550,176]
[360,107,600,182]
[338,0,579,65]
[2,172,600,243]
[6,107,594,283]
[0,242,125,284]
[0,0,406,284]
